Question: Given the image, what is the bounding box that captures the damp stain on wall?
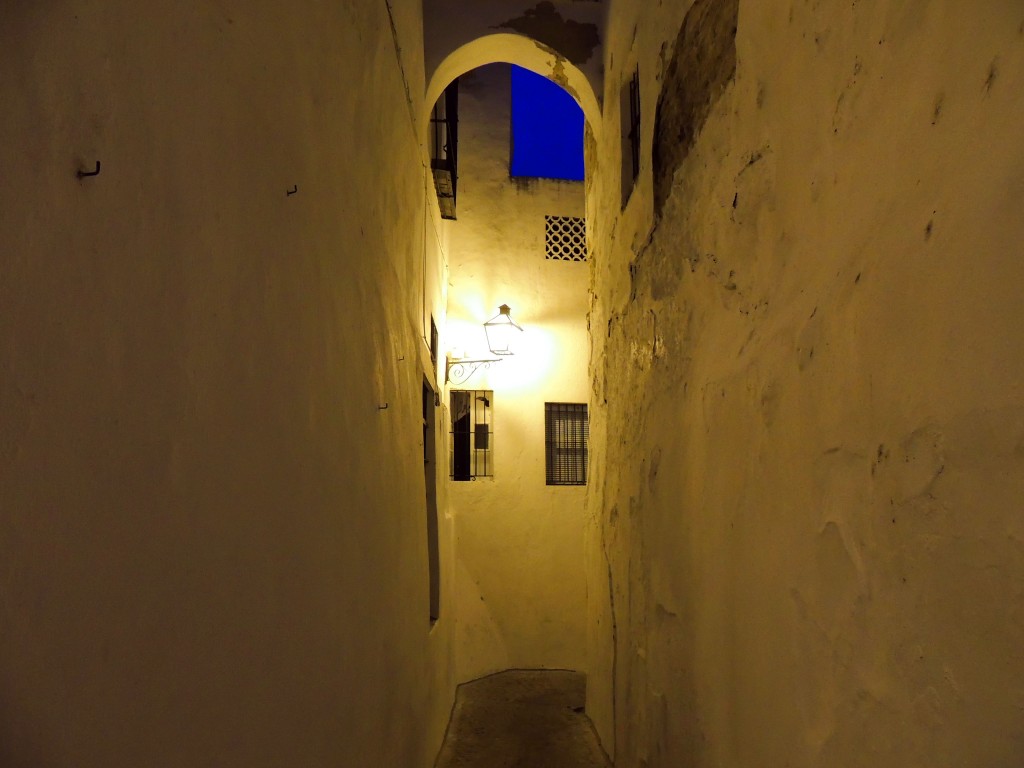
[495,1,601,64]
[652,0,740,214]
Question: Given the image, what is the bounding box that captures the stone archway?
[423,32,602,139]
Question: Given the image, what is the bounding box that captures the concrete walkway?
[434,669,611,767]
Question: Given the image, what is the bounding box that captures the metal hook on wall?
[286,185,298,196]
[77,161,101,179]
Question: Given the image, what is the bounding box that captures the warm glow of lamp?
[483,304,523,356]
[446,304,525,384]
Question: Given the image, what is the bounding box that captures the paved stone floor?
[434,669,611,767]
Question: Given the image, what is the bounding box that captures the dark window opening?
[429,315,439,377]
[451,390,493,480]
[423,381,440,624]
[621,67,641,207]
[545,402,589,486]
[510,65,585,181]
[431,80,459,220]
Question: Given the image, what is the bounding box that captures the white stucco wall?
[443,64,591,683]
[0,3,455,766]
[586,1,1024,766]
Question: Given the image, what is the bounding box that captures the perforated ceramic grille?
[545,215,589,261]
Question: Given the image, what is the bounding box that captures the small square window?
[545,403,589,486]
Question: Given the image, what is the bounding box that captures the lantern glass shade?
[483,304,523,356]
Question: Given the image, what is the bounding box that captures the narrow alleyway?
[434,670,610,767]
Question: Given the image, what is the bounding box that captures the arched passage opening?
[424,33,602,142]
[425,35,599,687]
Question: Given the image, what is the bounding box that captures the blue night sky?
[509,65,585,181]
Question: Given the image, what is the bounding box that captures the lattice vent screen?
[545,215,589,262]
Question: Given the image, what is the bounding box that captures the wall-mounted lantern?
[446,304,524,385]
[483,304,523,356]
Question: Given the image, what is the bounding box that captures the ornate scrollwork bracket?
[445,358,501,385]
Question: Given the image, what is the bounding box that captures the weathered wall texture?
[444,64,591,683]
[587,0,1024,765]
[0,2,455,766]
[652,0,739,214]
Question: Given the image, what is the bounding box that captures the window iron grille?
[545,402,589,486]
[451,390,493,480]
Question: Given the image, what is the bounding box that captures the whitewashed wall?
[586,1,1024,765]
[0,2,455,765]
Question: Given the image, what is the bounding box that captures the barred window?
[451,390,493,480]
[545,215,588,261]
[544,403,589,486]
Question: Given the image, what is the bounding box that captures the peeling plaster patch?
[814,521,861,631]
[520,37,580,99]
[984,57,999,93]
[652,0,740,214]
[584,124,598,183]
[739,147,767,175]
[647,444,663,493]
[893,425,946,504]
[551,55,570,89]
[602,505,620,739]
[759,378,780,427]
[832,59,867,136]
[495,2,600,65]
[931,93,944,125]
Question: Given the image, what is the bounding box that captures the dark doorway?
[423,381,440,624]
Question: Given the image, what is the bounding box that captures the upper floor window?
[621,67,641,207]
[430,79,459,220]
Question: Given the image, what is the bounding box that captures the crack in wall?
[383,0,418,136]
